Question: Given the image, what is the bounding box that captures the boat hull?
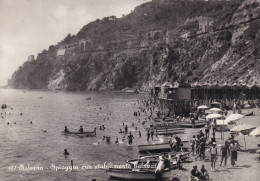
[179,122,206,128]
[138,143,171,153]
[107,168,171,180]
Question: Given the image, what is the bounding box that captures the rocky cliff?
[8,0,260,91]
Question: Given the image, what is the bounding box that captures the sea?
[0,89,152,181]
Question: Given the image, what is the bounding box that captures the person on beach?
[200,164,209,181]
[209,142,218,171]
[190,135,196,156]
[230,142,238,166]
[147,130,150,142]
[190,165,201,181]
[93,127,96,135]
[199,129,204,138]
[64,126,69,133]
[196,136,206,160]
[128,132,134,145]
[195,135,200,155]
[220,140,230,167]
[150,129,154,140]
[210,136,216,145]
[139,130,141,138]
[205,123,210,140]
[191,117,195,128]
[79,126,83,134]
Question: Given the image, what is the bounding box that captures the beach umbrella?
[224,114,244,123]
[230,124,256,132]
[209,108,222,112]
[197,105,209,110]
[230,124,256,150]
[249,127,260,137]
[205,113,223,119]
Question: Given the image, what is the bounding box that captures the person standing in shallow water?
[79,126,83,134]
[125,125,128,134]
[64,126,69,133]
[128,132,134,145]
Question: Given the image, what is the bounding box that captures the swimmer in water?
[122,136,126,141]
[79,126,83,134]
[64,126,69,133]
[63,149,69,155]
[106,137,110,143]
[115,138,119,144]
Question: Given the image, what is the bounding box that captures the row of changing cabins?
[151,81,260,116]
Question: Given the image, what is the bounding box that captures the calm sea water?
[0,89,152,181]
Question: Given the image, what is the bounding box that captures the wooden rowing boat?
[156,130,185,135]
[62,131,96,137]
[126,159,179,169]
[106,168,172,180]
[147,128,185,132]
[138,143,172,153]
[153,117,174,122]
[136,151,189,161]
[244,111,254,116]
[178,121,207,128]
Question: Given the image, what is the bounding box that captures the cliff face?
[8,0,260,91]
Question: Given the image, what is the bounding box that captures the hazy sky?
[0,0,150,86]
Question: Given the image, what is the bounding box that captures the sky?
[0,0,150,86]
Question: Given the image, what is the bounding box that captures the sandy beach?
[170,108,260,181]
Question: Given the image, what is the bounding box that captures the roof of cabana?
[190,81,260,89]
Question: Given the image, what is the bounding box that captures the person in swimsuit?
[209,142,218,171]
